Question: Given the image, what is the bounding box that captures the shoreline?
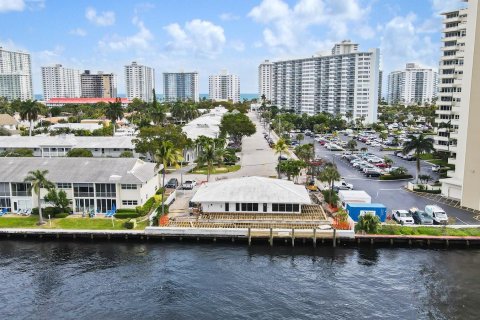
[1,227,479,249]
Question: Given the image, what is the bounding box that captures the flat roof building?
[0,47,33,101]
[125,62,155,102]
[41,64,81,101]
[0,158,160,213]
[163,72,199,102]
[81,70,117,98]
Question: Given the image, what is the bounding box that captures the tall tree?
[104,98,124,135]
[403,134,434,182]
[219,112,256,144]
[24,170,54,225]
[197,142,217,182]
[19,100,42,136]
[317,163,341,206]
[154,141,183,215]
[133,125,188,160]
[274,138,289,178]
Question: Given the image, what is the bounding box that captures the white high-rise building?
[41,64,81,101]
[258,60,273,102]
[438,1,480,211]
[209,70,240,103]
[163,72,199,102]
[270,40,380,122]
[81,70,117,98]
[0,47,33,101]
[387,63,438,105]
[125,62,155,102]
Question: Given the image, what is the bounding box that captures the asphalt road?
[306,135,479,225]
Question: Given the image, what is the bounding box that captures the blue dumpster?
[346,203,387,222]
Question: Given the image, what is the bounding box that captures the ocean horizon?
[34,93,259,101]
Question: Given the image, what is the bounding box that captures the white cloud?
[248,0,368,52]
[0,0,25,12]
[85,7,115,26]
[164,19,226,58]
[98,17,153,51]
[230,40,245,52]
[220,12,239,21]
[69,28,87,37]
[430,0,465,14]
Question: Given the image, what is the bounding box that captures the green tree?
[67,148,93,157]
[104,98,124,135]
[133,125,188,160]
[274,138,289,178]
[379,132,388,144]
[44,188,70,213]
[317,163,341,206]
[296,133,304,144]
[355,213,380,234]
[383,156,393,168]
[24,170,54,225]
[346,139,357,151]
[119,151,134,158]
[154,141,183,215]
[278,159,306,181]
[220,112,256,144]
[402,134,434,182]
[19,100,42,136]
[0,148,34,157]
[197,142,217,181]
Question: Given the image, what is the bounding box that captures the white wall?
[200,202,302,214]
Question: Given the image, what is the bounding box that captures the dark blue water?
[1,241,479,319]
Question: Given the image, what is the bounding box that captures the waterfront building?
[80,70,117,98]
[209,70,240,103]
[125,62,155,102]
[387,63,438,105]
[0,114,18,131]
[41,64,81,101]
[440,1,480,210]
[0,135,136,158]
[191,176,311,213]
[258,60,273,102]
[0,158,160,213]
[378,70,383,101]
[45,97,129,107]
[269,40,380,122]
[0,47,33,101]
[163,72,199,102]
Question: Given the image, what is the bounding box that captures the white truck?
[338,190,371,208]
[425,205,448,224]
[333,180,354,191]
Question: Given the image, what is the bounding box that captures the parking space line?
[455,217,468,225]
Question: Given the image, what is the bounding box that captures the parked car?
[182,180,197,190]
[431,165,441,172]
[165,178,179,189]
[333,180,354,191]
[364,168,382,178]
[392,209,415,225]
[278,155,288,161]
[409,208,434,225]
[425,205,448,224]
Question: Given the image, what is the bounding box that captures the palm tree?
[346,139,357,151]
[274,138,289,178]
[104,99,124,135]
[19,100,42,136]
[383,156,393,168]
[154,141,183,215]
[296,133,304,144]
[197,143,217,181]
[317,164,341,206]
[403,134,434,182]
[24,170,54,225]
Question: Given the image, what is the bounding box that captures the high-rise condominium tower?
[258,60,273,102]
[41,64,81,101]
[209,70,240,103]
[265,40,380,122]
[0,47,33,101]
[81,70,117,98]
[163,72,199,102]
[125,62,155,102]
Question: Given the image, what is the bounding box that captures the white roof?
[191,176,312,204]
[0,135,135,149]
[182,107,228,140]
[50,123,102,131]
[338,190,371,201]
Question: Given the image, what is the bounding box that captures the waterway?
[1,241,479,319]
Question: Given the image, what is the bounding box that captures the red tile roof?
[46,98,129,104]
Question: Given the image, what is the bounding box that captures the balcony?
[434,144,450,152]
[448,157,457,165]
[447,170,456,178]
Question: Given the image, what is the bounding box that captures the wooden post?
[248,228,251,246]
[291,228,295,247]
[269,228,273,247]
[313,228,317,248]
[332,229,336,248]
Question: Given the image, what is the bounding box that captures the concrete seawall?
[0,227,479,248]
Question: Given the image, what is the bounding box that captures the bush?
[135,195,162,216]
[321,189,339,206]
[115,211,139,219]
[379,174,413,180]
[413,188,441,194]
[67,148,93,157]
[124,219,137,229]
[55,213,69,218]
[116,208,137,213]
[155,187,165,195]
[355,213,380,234]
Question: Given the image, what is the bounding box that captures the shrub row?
[413,188,441,194]
[135,195,162,216]
[32,207,71,217]
[379,174,413,180]
[124,218,137,229]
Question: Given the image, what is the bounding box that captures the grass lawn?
[419,154,436,160]
[378,225,480,237]
[191,164,241,174]
[0,216,149,230]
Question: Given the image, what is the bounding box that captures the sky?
[0,0,467,95]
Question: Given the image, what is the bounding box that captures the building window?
[11,183,31,196]
[263,203,267,212]
[57,183,72,189]
[95,184,116,198]
[73,183,94,197]
[240,203,259,212]
[225,203,229,212]
[235,203,239,211]
[122,200,138,206]
[121,184,137,190]
[271,203,300,212]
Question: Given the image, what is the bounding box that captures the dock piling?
[248,228,251,246]
[313,228,317,248]
[291,228,295,247]
[269,228,273,247]
[333,229,336,248]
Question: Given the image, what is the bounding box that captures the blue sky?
[0,0,466,95]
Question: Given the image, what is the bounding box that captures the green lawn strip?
[377,225,480,236]
[0,216,39,228]
[191,164,241,174]
[419,154,436,160]
[0,216,149,230]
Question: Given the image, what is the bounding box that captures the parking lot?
[305,134,480,225]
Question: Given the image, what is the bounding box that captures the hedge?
[114,211,139,219]
[124,219,137,229]
[32,207,71,217]
[55,213,69,218]
[135,195,162,216]
[379,174,413,180]
[414,188,441,194]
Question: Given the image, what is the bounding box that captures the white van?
[424,205,448,225]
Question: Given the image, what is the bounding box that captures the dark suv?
[165,178,179,189]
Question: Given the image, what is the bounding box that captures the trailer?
[338,190,371,208]
[346,203,387,222]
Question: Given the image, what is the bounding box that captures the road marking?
[375,188,402,198]
[455,217,468,225]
